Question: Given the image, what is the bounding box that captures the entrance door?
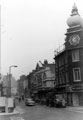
[67,94,72,106]
[79,93,83,106]
[72,93,79,106]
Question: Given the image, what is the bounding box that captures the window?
[59,72,65,84]
[73,68,81,81]
[56,74,58,85]
[43,72,47,80]
[66,72,69,83]
[59,73,62,84]
[56,61,58,68]
[59,59,61,67]
[72,49,79,62]
[43,81,46,87]
[65,53,68,64]
[59,57,64,67]
[61,72,65,84]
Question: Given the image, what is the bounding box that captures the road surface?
[0,101,83,120]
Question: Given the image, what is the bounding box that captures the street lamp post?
[6,65,18,113]
[9,65,18,97]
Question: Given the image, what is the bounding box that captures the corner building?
[54,4,83,106]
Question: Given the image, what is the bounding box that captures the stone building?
[32,60,55,103]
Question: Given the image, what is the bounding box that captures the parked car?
[34,98,41,103]
[25,98,35,106]
[55,95,66,108]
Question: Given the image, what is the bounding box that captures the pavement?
[0,99,26,116]
[0,106,25,120]
[66,106,83,113]
[0,108,19,116]
[0,106,25,116]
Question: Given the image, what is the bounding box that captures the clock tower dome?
[65,3,83,50]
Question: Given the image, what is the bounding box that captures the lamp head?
[13,65,18,67]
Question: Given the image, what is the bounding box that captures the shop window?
[73,68,81,82]
[72,49,79,62]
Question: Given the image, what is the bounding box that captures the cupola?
[67,3,83,27]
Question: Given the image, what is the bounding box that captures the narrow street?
[1,101,83,120]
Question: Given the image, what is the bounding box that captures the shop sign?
[65,86,72,92]
[72,86,83,91]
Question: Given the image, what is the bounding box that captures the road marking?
[10,116,25,120]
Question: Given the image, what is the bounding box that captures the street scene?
[0,0,83,120]
[1,100,83,120]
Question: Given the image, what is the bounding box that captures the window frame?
[66,71,69,83]
[73,68,81,82]
[72,49,79,62]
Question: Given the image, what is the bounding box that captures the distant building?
[17,60,55,102]
[27,72,35,97]
[17,75,27,100]
[2,74,17,96]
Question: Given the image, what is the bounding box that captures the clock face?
[69,34,80,45]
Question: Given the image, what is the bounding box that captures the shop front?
[71,85,83,106]
[55,86,67,104]
[36,87,55,104]
[58,85,83,106]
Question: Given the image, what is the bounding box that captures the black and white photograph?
[0,0,83,120]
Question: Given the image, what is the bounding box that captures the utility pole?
[5,65,18,113]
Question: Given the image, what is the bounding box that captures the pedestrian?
[62,98,66,107]
[19,97,21,102]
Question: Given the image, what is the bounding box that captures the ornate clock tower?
[64,3,83,106]
[54,3,83,106]
[65,3,83,49]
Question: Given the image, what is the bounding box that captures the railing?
[54,44,65,56]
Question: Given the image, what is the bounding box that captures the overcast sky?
[0,0,83,79]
